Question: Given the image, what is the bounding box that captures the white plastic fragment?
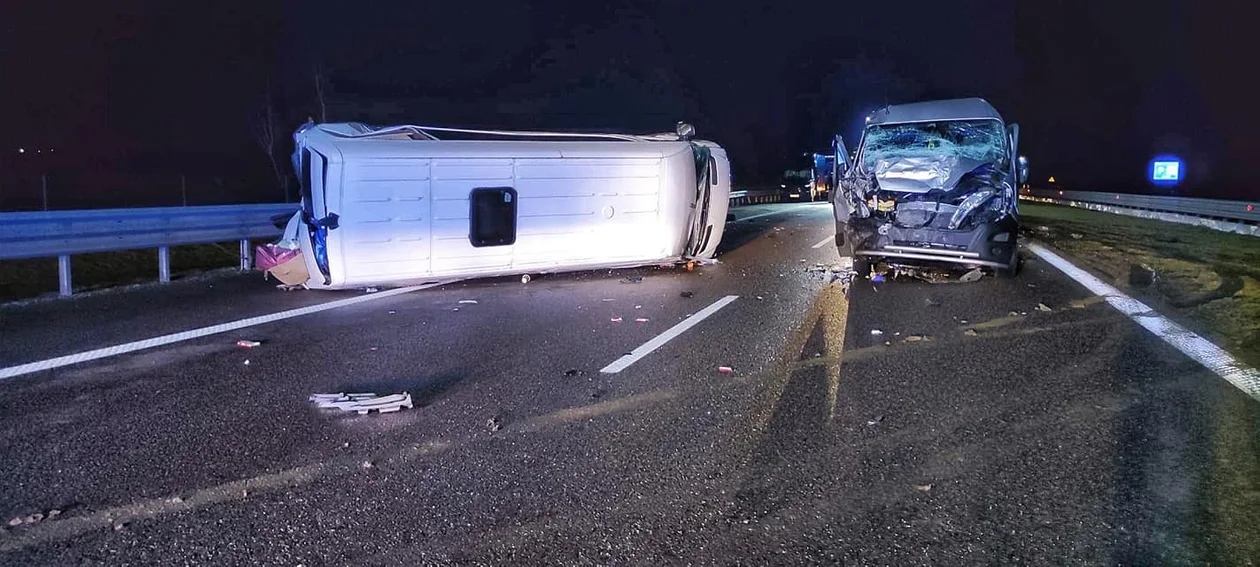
[309,392,413,415]
[458,299,478,304]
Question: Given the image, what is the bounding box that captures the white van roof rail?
[310,122,696,143]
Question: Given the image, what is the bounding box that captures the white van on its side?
[280,122,731,290]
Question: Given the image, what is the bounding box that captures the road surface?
[1,202,1257,564]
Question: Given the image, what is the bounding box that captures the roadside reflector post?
[239,239,253,271]
[158,246,171,283]
[58,255,72,297]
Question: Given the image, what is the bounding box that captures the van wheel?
[997,249,1020,278]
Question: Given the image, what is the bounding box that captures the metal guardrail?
[1022,188,1259,223]
[729,188,788,206]
[0,204,298,296]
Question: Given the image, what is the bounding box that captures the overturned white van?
[273,122,731,290]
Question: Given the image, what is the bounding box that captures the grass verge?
[0,241,263,304]
[1019,201,1260,369]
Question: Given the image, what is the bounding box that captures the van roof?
[866,97,1004,126]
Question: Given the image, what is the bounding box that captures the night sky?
[1,0,1253,204]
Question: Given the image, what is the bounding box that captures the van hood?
[872,155,990,194]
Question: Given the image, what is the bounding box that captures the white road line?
[1028,242,1260,402]
[601,295,740,374]
[0,281,456,381]
[811,234,836,249]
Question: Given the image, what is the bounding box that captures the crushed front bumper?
[840,214,1019,269]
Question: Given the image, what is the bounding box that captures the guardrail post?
[58,255,72,297]
[158,246,171,283]
[239,239,252,271]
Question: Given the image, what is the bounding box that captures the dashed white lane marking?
[811,234,836,249]
[1028,242,1260,402]
[0,281,456,381]
[601,295,740,374]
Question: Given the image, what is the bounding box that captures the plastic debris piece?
[717,366,735,374]
[310,392,412,415]
[871,330,884,335]
[964,329,978,337]
[611,317,623,322]
[913,484,933,492]
[243,359,250,365]
[755,296,764,301]
[960,268,983,283]
[361,460,374,469]
[365,287,379,293]
[1008,311,1022,317]
[635,318,649,323]
[458,299,478,304]
[904,335,928,342]
[521,274,532,284]
[680,291,694,298]
[635,305,642,309]
[388,310,396,314]
[487,416,503,432]
[7,517,22,527]
[867,415,885,426]
[236,340,261,348]
[1036,303,1052,312]
[602,298,616,302]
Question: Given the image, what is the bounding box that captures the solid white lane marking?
[0,281,456,381]
[601,295,740,374]
[1027,242,1260,402]
[733,203,820,223]
[811,234,836,249]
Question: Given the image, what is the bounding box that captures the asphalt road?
[1,202,1258,565]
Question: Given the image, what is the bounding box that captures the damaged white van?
[270,121,731,290]
[831,98,1029,277]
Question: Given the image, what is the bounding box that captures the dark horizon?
[1,0,1254,207]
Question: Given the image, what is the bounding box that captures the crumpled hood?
[873,155,989,194]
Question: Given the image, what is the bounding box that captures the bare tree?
[313,61,328,123]
[248,82,289,201]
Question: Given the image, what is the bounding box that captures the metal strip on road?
[0,281,457,381]
[601,295,740,374]
[1027,242,1260,402]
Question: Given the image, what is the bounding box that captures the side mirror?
[1017,155,1029,185]
[676,122,696,140]
[833,134,851,173]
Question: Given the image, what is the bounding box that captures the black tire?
[997,248,1020,278]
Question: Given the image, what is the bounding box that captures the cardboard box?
[267,253,310,286]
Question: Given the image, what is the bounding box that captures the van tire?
[997,248,1020,278]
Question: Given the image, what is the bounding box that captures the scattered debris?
[871,329,884,336]
[458,299,478,304]
[486,416,503,432]
[243,359,250,366]
[47,509,61,519]
[1070,233,1083,240]
[635,318,650,323]
[1027,283,1037,288]
[309,392,413,415]
[6,517,21,528]
[635,305,642,309]
[1129,263,1157,287]
[388,310,396,314]
[167,497,183,505]
[236,340,262,348]
[680,291,694,298]
[1071,296,1105,309]
[913,484,934,492]
[361,460,374,469]
[867,415,885,426]
[564,369,584,377]
[113,522,127,532]
[602,298,616,302]
[964,329,978,337]
[717,366,735,374]
[521,274,532,284]
[960,268,984,283]
[1036,303,1052,312]
[365,287,379,293]
[611,317,623,323]
[871,274,886,283]
[925,297,941,307]
[755,296,764,301]
[904,335,929,342]
[1034,225,1050,233]
[1008,311,1022,317]
[276,284,304,291]
[621,276,644,284]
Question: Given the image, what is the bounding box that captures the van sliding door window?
[469,187,518,247]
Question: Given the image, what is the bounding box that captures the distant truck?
[270,121,731,290]
[829,97,1029,277]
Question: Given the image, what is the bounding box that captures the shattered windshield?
[859,119,1008,172]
